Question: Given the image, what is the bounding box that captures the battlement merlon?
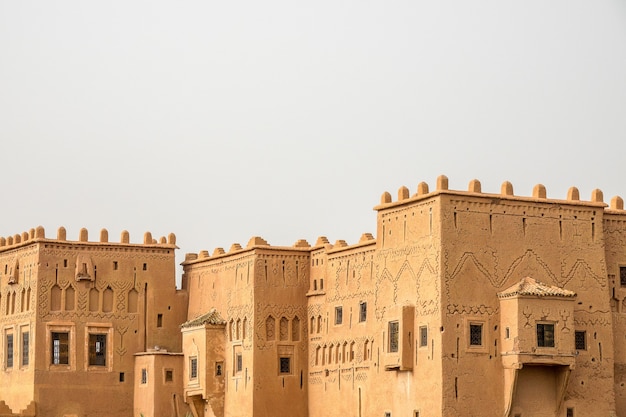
[182,233,377,266]
[374,175,625,212]
[0,226,178,253]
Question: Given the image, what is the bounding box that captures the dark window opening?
[537,323,555,347]
[279,357,291,374]
[236,353,243,373]
[469,324,483,346]
[89,334,106,366]
[22,332,29,366]
[157,314,163,328]
[567,408,574,417]
[215,362,223,376]
[389,321,399,353]
[165,369,173,382]
[51,332,69,365]
[621,267,626,287]
[419,326,428,347]
[335,307,343,325]
[359,302,367,322]
[119,372,125,382]
[575,331,586,350]
[141,368,147,384]
[113,261,118,270]
[6,334,13,368]
[190,358,198,379]
[63,259,68,268]
[143,263,147,271]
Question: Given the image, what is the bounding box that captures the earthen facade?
[2,176,626,416]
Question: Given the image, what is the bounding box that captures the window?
[164,369,173,382]
[141,368,147,384]
[567,408,574,417]
[190,357,198,379]
[335,307,343,325]
[22,332,29,367]
[88,334,106,366]
[157,314,163,328]
[385,413,391,417]
[279,357,291,374]
[389,321,399,353]
[469,323,483,346]
[505,327,510,339]
[236,353,243,373]
[575,331,586,350]
[119,372,125,382]
[419,326,428,347]
[6,334,13,368]
[113,261,118,270]
[621,266,626,287]
[537,323,555,347]
[215,362,223,376]
[52,332,69,365]
[359,302,367,322]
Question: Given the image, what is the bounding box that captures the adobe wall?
[0,237,39,413]
[603,198,626,416]
[184,247,257,417]
[308,182,443,417]
[436,181,615,417]
[133,352,188,417]
[0,226,184,417]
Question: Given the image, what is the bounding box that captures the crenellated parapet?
[375,174,623,212]
[0,226,177,252]
[182,231,377,267]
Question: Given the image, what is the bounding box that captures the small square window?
[575,331,586,350]
[113,261,118,270]
[215,361,223,376]
[279,357,291,374]
[143,263,147,271]
[157,314,163,328]
[621,267,626,287]
[164,369,173,382]
[119,372,125,382]
[419,326,428,347]
[335,306,343,325]
[385,412,391,417]
[537,323,555,347]
[388,321,399,353]
[141,368,147,384]
[567,407,574,417]
[469,323,483,346]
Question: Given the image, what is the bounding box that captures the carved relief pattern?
[254,303,306,351]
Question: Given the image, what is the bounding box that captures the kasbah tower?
[1,175,626,417]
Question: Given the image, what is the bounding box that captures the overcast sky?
[1,1,625,279]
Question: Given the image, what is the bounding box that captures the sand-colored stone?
[3,177,626,417]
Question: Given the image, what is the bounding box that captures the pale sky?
[1,1,625,281]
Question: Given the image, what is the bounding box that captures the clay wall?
[0,226,184,417]
[308,181,443,417]
[252,247,309,417]
[133,352,188,417]
[437,181,615,417]
[603,197,626,415]
[0,241,39,414]
[184,247,257,417]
